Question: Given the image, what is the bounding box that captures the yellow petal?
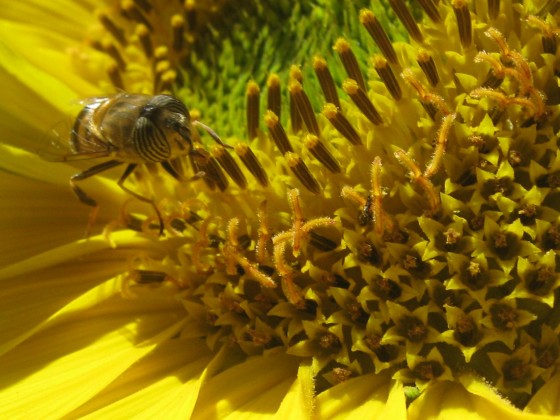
[408,374,551,420]
[70,338,212,419]
[192,352,300,418]
[0,317,185,418]
[316,372,405,419]
[524,372,560,417]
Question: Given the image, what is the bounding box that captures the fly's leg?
[117,164,164,236]
[71,160,123,235]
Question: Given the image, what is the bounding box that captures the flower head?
[1,0,560,418]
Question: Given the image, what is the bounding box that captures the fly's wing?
[38,106,112,162]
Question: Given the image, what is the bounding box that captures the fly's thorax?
[89,93,193,163]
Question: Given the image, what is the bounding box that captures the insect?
[41,93,229,235]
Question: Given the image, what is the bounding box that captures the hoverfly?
[41,93,229,235]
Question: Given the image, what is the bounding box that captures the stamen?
[285,152,321,194]
[341,186,367,208]
[107,62,125,90]
[371,157,394,236]
[96,11,126,45]
[313,55,341,108]
[417,49,439,87]
[133,269,168,284]
[273,239,304,307]
[333,38,366,92]
[359,9,398,65]
[256,201,271,264]
[389,0,423,43]
[154,45,168,61]
[488,0,500,19]
[102,40,126,70]
[424,113,456,179]
[394,148,440,213]
[171,14,185,52]
[234,143,269,187]
[132,0,151,12]
[267,74,281,120]
[342,79,383,125]
[288,189,304,258]
[416,0,441,23]
[224,218,276,288]
[135,24,153,57]
[202,155,229,192]
[401,68,451,117]
[527,15,559,54]
[373,55,402,100]
[184,0,197,30]
[121,0,152,30]
[246,81,260,140]
[289,80,320,136]
[192,216,216,274]
[304,134,341,174]
[452,0,473,48]
[211,145,247,189]
[158,69,176,93]
[264,110,294,154]
[322,103,362,146]
[289,65,303,133]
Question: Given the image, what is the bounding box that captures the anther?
[97,11,126,45]
[488,0,500,19]
[313,56,341,108]
[184,0,197,31]
[289,65,303,133]
[389,0,423,43]
[267,74,281,120]
[322,103,362,146]
[452,0,473,48]
[333,38,367,92]
[246,81,260,140]
[154,45,169,61]
[373,55,402,100]
[289,80,320,136]
[417,49,439,87]
[121,0,152,30]
[234,143,268,187]
[265,110,294,154]
[135,24,153,57]
[424,113,456,179]
[304,134,341,174]
[202,155,229,192]
[158,69,177,93]
[133,0,151,12]
[102,40,126,70]
[107,62,125,90]
[212,145,247,189]
[171,14,185,52]
[285,152,321,194]
[359,9,398,65]
[416,0,441,23]
[342,79,383,125]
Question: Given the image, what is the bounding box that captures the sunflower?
[1,0,560,418]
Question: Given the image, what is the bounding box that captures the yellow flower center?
[68,0,560,408]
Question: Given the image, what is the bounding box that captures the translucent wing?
[38,105,113,162]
